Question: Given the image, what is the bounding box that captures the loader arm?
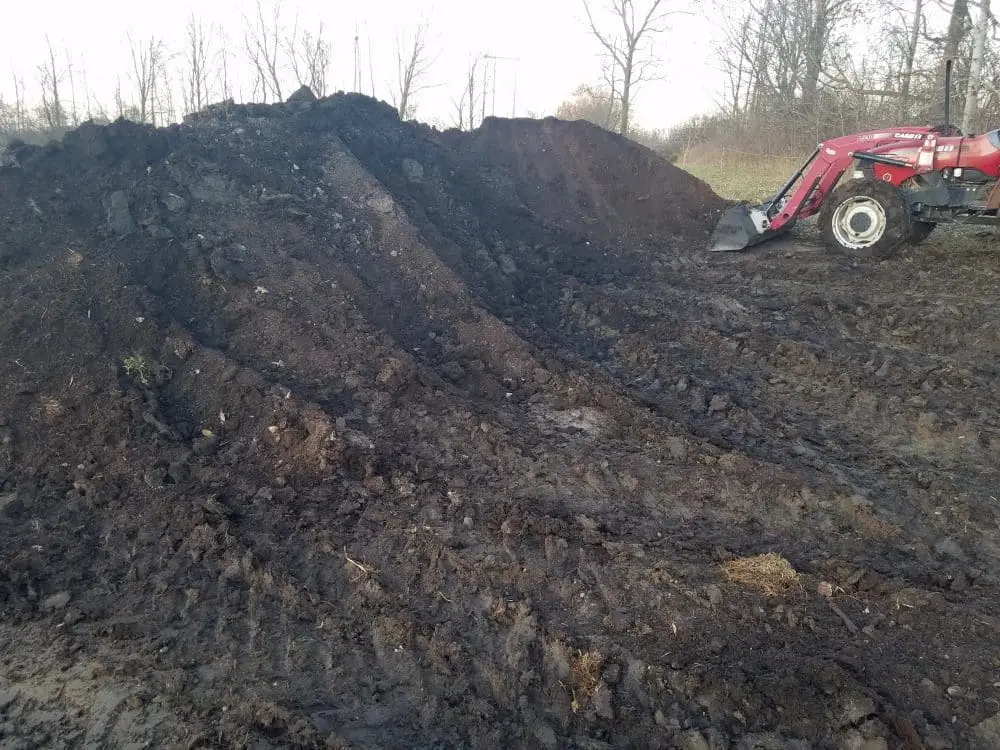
[709,128,935,252]
[765,147,843,232]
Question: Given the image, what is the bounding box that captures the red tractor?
[710,61,1000,257]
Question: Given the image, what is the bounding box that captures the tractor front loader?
[710,60,1000,258]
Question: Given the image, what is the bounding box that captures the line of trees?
[666,0,1000,159]
[0,1,442,148]
[0,0,687,151]
[7,0,997,164]
[557,0,1000,162]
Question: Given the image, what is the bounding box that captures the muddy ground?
[0,93,999,750]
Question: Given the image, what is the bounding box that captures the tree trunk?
[620,49,633,136]
[899,0,923,120]
[607,63,618,130]
[961,0,990,132]
[802,0,829,105]
[934,0,969,122]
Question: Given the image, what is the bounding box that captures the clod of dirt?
[105,190,135,235]
[401,157,424,183]
[722,553,800,596]
[40,592,71,611]
[678,729,712,750]
[287,85,317,103]
[972,713,1000,748]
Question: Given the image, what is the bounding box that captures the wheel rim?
[831,196,887,249]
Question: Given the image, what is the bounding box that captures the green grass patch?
[683,157,804,203]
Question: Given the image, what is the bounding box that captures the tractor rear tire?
[907,220,936,244]
[819,178,911,259]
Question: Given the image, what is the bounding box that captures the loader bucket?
[709,204,776,252]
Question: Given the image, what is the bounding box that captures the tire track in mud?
[482,244,1000,571]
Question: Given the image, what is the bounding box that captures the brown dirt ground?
[0,93,999,750]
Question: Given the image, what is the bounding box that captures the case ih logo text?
[893,132,925,139]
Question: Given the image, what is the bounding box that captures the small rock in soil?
[441,361,465,381]
[923,730,953,750]
[678,729,711,750]
[162,192,187,212]
[401,157,424,182]
[708,393,730,413]
[933,537,966,560]
[532,722,558,749]
[147,225,174,240]
[705,584,723,606]
[837,693,876,728]
[689,389,706,412]
[106,191,135,235]
[191,174,235,205]
[735,733,786,750]
[41,592,71,611]
[971,712,1000,749]
[667,436,687,460]
[593,683,614,719]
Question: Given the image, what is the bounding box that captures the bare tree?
[64,49,80,126]
[962,0,991,131]
[285,19,332,96]
[128,34,167,124]
[451,54,484,130]
[671,0,1000,162]
[353,29,362,92]
[12,73,27,133]
[217,29,235,101]
[581,0,687,135]
[392,21,435,120]
[37,35,65,130]
[931,0,971,121]
[113,76,126,119]
[156,58,178,124]
[244,0,285,102]
[556,83,622,130]
[183,14,215,114]
[898,0,926,119]
[0,72,29,137]
[800,0,859,105]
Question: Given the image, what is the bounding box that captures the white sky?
[0,0,727,131]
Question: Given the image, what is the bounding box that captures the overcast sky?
[1,0,726,131]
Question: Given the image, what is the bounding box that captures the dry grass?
[569,649,604,711]
[681,152,804,202]
[722,552,800,596]
[38,395,65,418]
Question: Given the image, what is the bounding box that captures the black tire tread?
[819,179,911,259]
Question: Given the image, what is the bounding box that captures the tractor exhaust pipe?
[944,58,953,133]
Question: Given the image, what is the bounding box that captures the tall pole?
[483,53,519,119]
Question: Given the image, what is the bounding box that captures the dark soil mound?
[1,94,998,750]
[443,116,726,251]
